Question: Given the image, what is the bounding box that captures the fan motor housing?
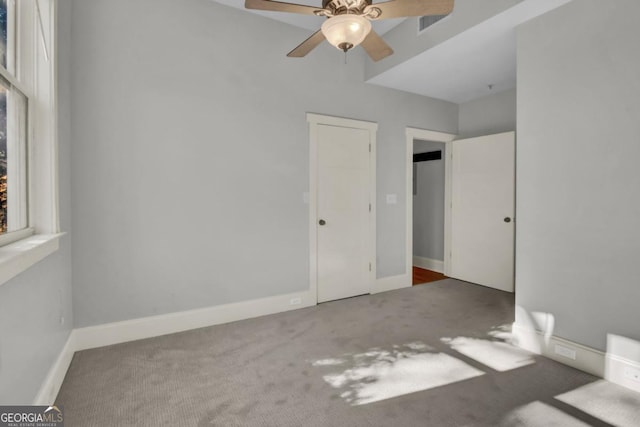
[322,0,369,14]
[318,0,380,19]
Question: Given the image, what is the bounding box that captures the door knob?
[504,217,512,223]
[319,219,326,226]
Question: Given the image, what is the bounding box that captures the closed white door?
[317,124,372,303]
[450,132,515,292]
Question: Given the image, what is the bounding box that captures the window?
[0,0,16,72]
[0,74,28,235]
[0,0,29,243]
[0,0,60,285]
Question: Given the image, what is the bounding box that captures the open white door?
[314,121,375,303]
[450,132,515,292]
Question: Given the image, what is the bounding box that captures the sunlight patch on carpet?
[312,358,346,367]
[312,342,484,405]
[441,336,535,371]
[555,380,640,427]
[487,324,515,341]
[441,324,535,372]
[499,401,590,426]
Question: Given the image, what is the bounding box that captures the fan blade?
[245,0,321,15]
[375,0,454,19]
[361,30,394,62]
[287,30,326,57]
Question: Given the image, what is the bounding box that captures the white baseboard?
[606,354,640,393]
[512,324,605,377]
[34,289,315,403]
[373,274,411,294]
[413,256,444,274]
[33,331,76,405]
[512,324,640,393]
[73,290,315,351]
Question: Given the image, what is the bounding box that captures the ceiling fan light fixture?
[321,14,372,52]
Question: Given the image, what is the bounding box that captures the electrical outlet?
[554,344,576,360]
[290,297,302,306]
[624,366,640,383]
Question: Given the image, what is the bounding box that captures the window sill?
[0,233,64,287]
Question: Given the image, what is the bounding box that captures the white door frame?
[405,127,457,278]
[308,113,377,304]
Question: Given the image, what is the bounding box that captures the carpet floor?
[56,279,640,426]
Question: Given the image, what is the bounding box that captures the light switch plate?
[386,194,397,205]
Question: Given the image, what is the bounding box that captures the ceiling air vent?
[418,14,448,32]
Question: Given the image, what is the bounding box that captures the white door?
[317,124,372,303]
[450,132,515,292]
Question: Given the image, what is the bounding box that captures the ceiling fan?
[245,0,454,61]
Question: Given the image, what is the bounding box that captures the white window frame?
[0,0,61,286]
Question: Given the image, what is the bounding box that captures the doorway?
[405,128,516,293]
[412,138,448,285]
[405,128,456,285]
[308,114,377,303]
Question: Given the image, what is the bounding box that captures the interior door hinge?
[369,143,371,153]
[369,203,371,212]
[369,263,372,271]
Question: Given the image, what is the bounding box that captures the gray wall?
[70,0,458,327]
[0,0,74,404]
[458,88,516,138]
[515,0,640,352]
[365,0,521,80]
[412,140,445,261]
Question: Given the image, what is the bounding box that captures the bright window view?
[0,0,9,233]
[0,0,7,68]
[0,83,6,233]
[0,0,28,236]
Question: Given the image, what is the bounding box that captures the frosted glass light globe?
[321,14,372,52]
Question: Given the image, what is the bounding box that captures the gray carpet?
[56,279,640,426]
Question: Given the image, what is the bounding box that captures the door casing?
[405,128,457,279]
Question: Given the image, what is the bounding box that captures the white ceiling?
[215,0,572,104]
[368,0,573,103]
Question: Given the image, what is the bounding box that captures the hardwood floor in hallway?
[413,266,447,285]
